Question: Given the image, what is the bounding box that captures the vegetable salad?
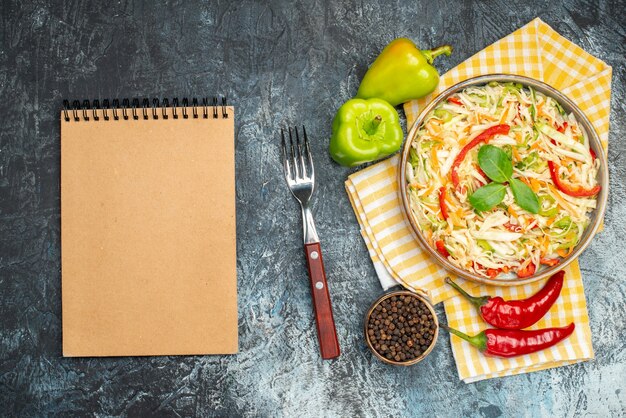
[406,82,601,279]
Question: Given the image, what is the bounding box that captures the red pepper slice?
[442,322,575,358]
[540,258,560,267]
[517,260,536,278]
[503,222,522,233]
[548,161,601,197]
[589,147,597,160]
[475,164,491,185]
[446,271,565,330]
[451,125,510,188]
[474,263,500,279]
[486,268,500,279]
[447,97,463,106]
[435,240,449,257]
[557,122,568,133]
[439,187,449,220]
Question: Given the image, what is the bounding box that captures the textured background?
[1,0,625,416]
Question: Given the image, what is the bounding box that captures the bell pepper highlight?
[451,125,510,189]
[548,161,601,197]
[356,39,452,106]
[329,98,403,167]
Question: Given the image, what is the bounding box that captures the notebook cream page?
[61,105,237,356]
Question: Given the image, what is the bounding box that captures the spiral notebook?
[61,97,237,357]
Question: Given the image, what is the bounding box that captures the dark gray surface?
[1,0,625,416]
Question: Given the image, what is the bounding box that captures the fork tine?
[289,127,300,179]
[302,125,314,179]
[295,127,307,178]
[281,128,292,179]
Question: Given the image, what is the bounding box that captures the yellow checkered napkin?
[345,18,611,382]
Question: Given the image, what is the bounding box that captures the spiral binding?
[62,97,229,122]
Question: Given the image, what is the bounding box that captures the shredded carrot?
[520,177,532,188]
[449,213,463,228]
[512,146,521,162]
[426,120,442,136]
[541,235,551,254]
[419,185,435,197]
[499,106,509,124]
[548,185,576,214]
[479,113,498,123]
[545,216,557,227]
[431,146,439,171]
[530,178,541,193]
[557,248,573,258]
[498,105,510,124]
[530,141,544,151]
[507,205,519,219]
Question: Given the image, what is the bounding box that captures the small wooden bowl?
[364,289,439,366]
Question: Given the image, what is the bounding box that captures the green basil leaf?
[478,145,513,183]
[469,183,507,212]
[510,178,540,214]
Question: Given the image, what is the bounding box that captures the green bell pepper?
[356,38,452,106]
[538,194,558,217]
[516,151,547,172]
[329,98,403,167]
[477,239,494,253]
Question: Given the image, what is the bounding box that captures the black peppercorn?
[366,293,436,364]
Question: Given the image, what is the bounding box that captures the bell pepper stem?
[440,323,487,351]
[445,277,490,308]
[421,45,453,64]
[364,114,383,136]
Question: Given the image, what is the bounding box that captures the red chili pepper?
[447,97,463,106]
[451,125,510,188]
[557,122,568,133]
[540,258,560,267]
[589,147,597,160]
[517,260,537,278]
[445,271,564,329]
[503,222,522,233]
[436,240,449,257]
[548,161,601,197]
[441,323,575,358]
[439,187,449,220]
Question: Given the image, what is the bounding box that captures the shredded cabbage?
[407,82,600,279]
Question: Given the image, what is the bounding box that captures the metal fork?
[281,126,340,360]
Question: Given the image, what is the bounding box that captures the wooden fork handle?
[304,242,340,360]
